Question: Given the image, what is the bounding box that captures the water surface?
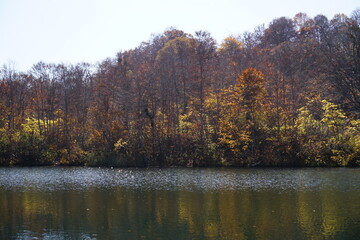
[0,167,359,239]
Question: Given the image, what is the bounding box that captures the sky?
[0,0,359,71]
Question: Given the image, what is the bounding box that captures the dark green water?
[0,167,359,240]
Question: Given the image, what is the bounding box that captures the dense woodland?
[1,10,360,167]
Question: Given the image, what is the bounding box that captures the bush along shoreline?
[1,86,359,168]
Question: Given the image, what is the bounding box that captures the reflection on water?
[0,167,359,240]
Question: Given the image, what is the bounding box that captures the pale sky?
[0,0,358,71]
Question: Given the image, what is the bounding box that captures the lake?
[0,167,359,240]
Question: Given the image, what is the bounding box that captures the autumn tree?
[262,17,296,47]
[1,12,360,167]
[323,14,360,114]
[218,37,244,87]
[0,65,30,130]
[193,31,217,149]
[296,96,360,166]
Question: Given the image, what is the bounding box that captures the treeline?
[1,11,360,167]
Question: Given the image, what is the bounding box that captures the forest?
[0,10,360,167]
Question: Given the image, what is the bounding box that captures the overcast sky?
[0,0,358,71]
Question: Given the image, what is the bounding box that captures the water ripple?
[0,167,359,192]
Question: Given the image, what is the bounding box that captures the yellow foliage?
[218,37,243,53]
[296,96,360,166]
[114,138,128,152]
[217,83,251,153]
[156,37,195,62]
[21,117,62,136]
